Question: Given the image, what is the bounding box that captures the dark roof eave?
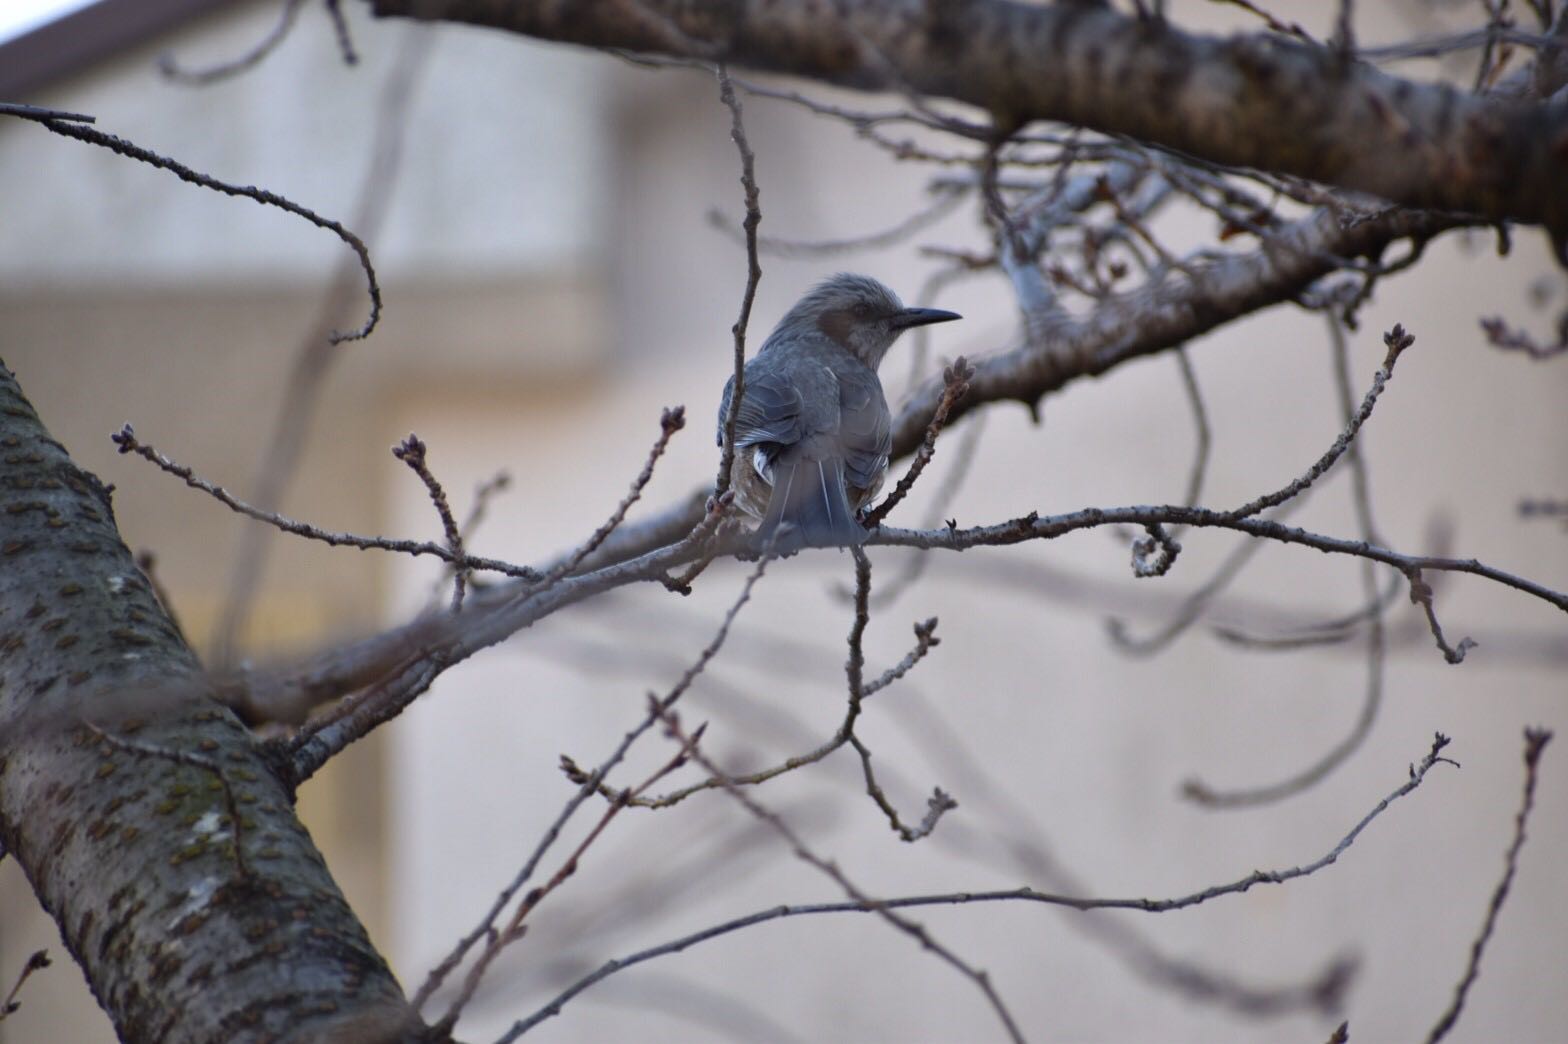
[0,0,237,100]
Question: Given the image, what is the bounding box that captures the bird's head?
[778,273,961,369]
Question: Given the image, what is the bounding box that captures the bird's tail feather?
[758,456,866,551]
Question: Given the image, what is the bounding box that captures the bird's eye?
[852,302,871,318]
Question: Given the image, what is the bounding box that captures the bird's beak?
[890,307,962,330]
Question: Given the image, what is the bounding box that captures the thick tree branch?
[369,0,1568,245]
[889,206,1457,457]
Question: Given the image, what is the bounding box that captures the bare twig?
[844,547,873,700]
[720,69,974,139]
[0,103,94,123]
[1426,728,1553,1044]
[860,413,987,609]
[913,707,1448,1017]
[411,552,773,1013]
[1184,315,1391,806]
[602,563,944,815]
[848,730,957,843]
[1204,548,1408,648]
[1473,0,1518,90]
[275,410,695,755]
[1407,568,1480,664]
[278,510,724,750]
[533,406,688,590]
[1359,26,1557,63]
[424,470,513,605]
[1184,597,1384,808]
[112,424,542,580]
[1099,174,1195,278]
[512,733,1457,1037]
[1209,0,1313,39]
[1224,324,1414,521]
[323,0,359,65]
[1332,0,1357,58]
[863,357,974,527]
[392,434,468,611]
[1480,314,1568,358]
[427,718,708,1037]
[1108,506,1295,655]
[3,108,380,343]
[841,547,957,841]
[864,617,941,696]
[600,726,848,809]
[625,710,1026,1044]
[158,0,307,84]
[1152,158,1418,284]
[980,130,1068,339]
[712,64,762,503]
[868,509,1568,616]
[0,951,50,1022]
[459,471,512,539]
[1519,497,1568,528]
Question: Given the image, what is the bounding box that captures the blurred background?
[1,1,1564,1041]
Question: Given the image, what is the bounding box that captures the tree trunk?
[0,360,418,1043]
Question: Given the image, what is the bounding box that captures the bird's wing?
[717,367,805,449]
[836,369,892,492]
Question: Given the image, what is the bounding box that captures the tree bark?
[0,361,418,1043]
[368,0,1568,246]
[889,207,1457,455]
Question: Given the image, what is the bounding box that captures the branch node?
[1406,568,1478,664]
[1131,522,1181,577]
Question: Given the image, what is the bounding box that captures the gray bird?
[717,273,961,551]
